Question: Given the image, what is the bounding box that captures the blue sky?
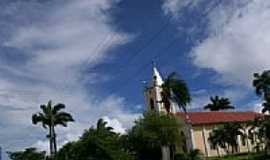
[0,0,269,159]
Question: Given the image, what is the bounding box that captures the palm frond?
[162,72,191,112]
[32,113,48,128]
[52,103,65,114]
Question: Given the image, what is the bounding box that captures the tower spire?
[152,62,163,86]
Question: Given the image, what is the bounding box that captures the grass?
[207,152,269,160]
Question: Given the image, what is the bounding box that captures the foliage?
[174,149,203,160]
[32,100,74,156]
[126,111,184,160]
[208,122,246,154]
[162,72,191,112]
[247,117,264,152]
[253,70,270,155]
[248,116,270,153]
[253,70,270,113]
[7,148,46,160]
[204,96,234,111]
[56,118,132,160]
[253,71,270,98]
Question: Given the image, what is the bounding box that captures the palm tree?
[253,70,270,155]
[32,100,74,157]
[204,96,234,111]
[253,70,270,113]
[253,71,270,98]
[208,122,246,154]
[162,72,191,113]
[96,119,113,132]
[248,117,265,152]
[208,130,225,156]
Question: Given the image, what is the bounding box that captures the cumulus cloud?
[103,116,127,134]
[0,0,139,155]
[162,0,270,106]
[163,0,270,87]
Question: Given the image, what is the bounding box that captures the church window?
[150,99,155,110]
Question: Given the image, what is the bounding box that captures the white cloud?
[162,0,270,105]
[0,0,139,154]
[163,0,270,87]
[31,140,49,153]
[103,116,126,134]
[162,0,201,18]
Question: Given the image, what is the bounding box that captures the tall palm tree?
[204,96,234,111]
[32,100,74,157]
[162,72,191,113]
[253,71,270,98]
[253,70,270,113]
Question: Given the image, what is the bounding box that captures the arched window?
[161,91,171,113]
[150,98,155,110]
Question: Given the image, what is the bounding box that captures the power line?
[104,17,173,85]
[63,16,174,95]
[122,19,172,65]
[107,35,180,95]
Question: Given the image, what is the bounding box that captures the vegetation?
[56,118,132,160]
[162,72,191,112]
[7,148,46,160]
[253,70,270,155]
[208,122,246,154]
[204,96,235,111]
[247,117,265,152]
[126,111,184,160]
[32,100,74,157]
[9,69,270,160]
[175,149,203,160]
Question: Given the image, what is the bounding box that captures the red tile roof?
[175,112,262,126]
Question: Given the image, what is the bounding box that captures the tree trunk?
[265,138,270,155]
[217,147,220,157]
[170,145,175,160]
[161,146,170,160]
[246,138,250,153]
[52,126,57,154]
[49,126,53,157]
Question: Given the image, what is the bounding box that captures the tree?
[162,72,191,112]
[96,118,114,134]
[208,129,226,156]
[32,100,74,157]
[253,70,270,113]
[253,70,270,155]
[7,148,46,160]
[127,111,184,160]
[208,122,246,154]
[204,96,234,111]
[248,117,265,152]
[248,116,270,156]
[56,118,132,160]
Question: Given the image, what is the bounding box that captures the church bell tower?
[144,66,177,113]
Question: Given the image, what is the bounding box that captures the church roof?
[175,111,262,126]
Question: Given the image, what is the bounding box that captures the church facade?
[144,66,261,157]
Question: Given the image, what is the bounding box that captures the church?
[144,66,261,157]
